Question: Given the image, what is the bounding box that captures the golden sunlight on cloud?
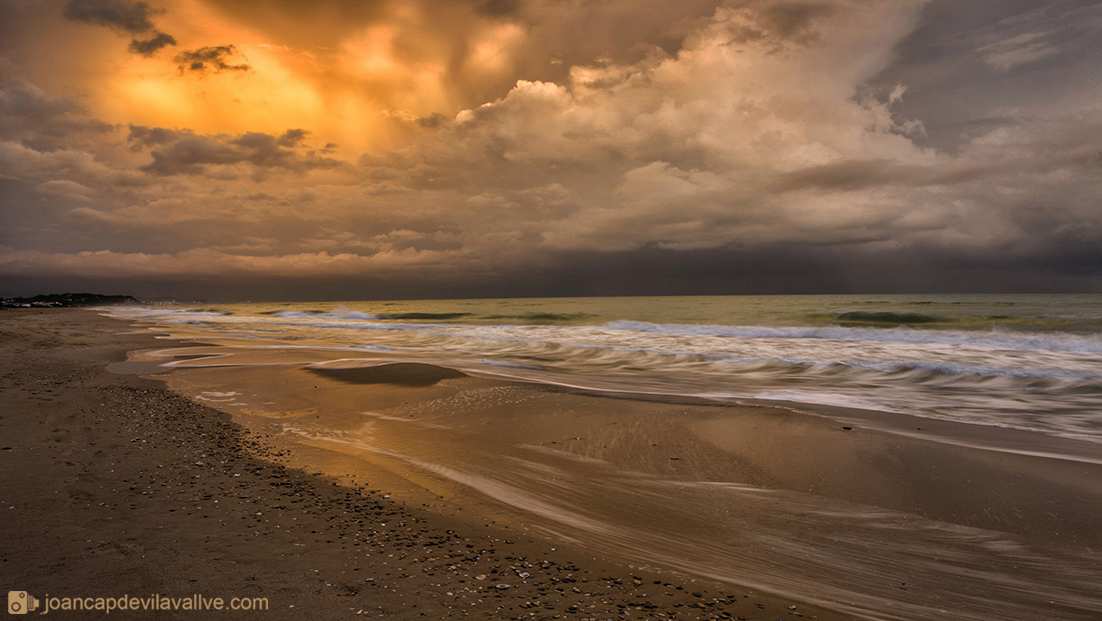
[73,0,538,153]
[89,0,345,146]
[339,22,452,125]
[343,25,404,77]
[466,23,525,75]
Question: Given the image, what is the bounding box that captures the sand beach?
[2,308,853,620]
[3,307,1102,620]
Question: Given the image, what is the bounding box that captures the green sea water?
[107,293,1102,442]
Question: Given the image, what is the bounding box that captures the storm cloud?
[3,0,1102,299]
[62,0,161,33]
[62,0,178,58]
[0,76,114,151]
[130,127,343,175]
[172,45,250,74]
[128,31,177,56]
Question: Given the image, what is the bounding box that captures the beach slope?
[1,308,848,620]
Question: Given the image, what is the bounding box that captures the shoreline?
[114,329,1102,548]
[1,308,849,620]
[92,310,1102,619]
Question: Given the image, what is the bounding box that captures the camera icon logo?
[7,592,40,615]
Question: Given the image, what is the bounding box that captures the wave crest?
[602,320,1102,353]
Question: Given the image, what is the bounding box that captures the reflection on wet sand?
[114,343,1102,621]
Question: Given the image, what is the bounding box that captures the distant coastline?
[0,292,140,308]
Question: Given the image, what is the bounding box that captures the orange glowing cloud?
[55,0,539,155]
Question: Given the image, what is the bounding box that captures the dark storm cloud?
[62,0,179,58]
[772,159,996,193]
[718,1,839,50]
[126,125,182,149]
[276,129,308,147]
[62,0,161,34]
[172,45,250,74]
[775,159,921,192]
[869,0,1102,151]
[524,242,1102,298]
[416,113,449,129]
[757,2,837,40]
[139,135,238,175]
[8,239,1102,302]
[127,30,176,56]
[135,128,344,175]
[0,79,77,132]
[0,77,113,151]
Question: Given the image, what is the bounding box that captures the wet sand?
[1,308,850,620]
[146,359,1102,619]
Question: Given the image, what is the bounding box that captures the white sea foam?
[101,296,1102,442]
[603,320,1102,353]
[478,359,544,370]
[267,306,378,320]
[751,390,901,412]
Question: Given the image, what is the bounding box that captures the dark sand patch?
[310,363,468,387]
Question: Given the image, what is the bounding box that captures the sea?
[105,293,1102,444]
[101,293,1102,621]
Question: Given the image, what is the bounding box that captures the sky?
[2,0,1102,300]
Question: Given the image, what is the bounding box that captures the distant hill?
[0,293,141,308]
